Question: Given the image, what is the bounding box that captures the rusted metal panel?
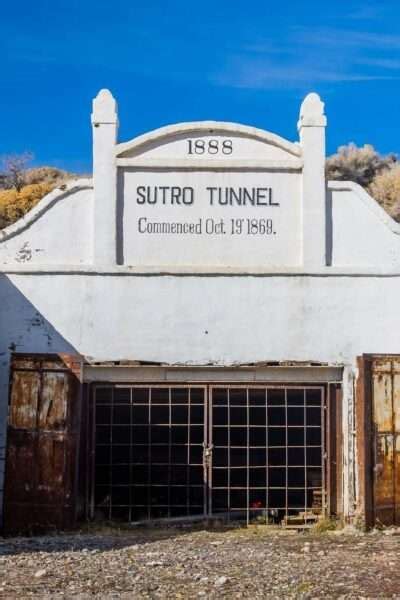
[372,358,393,373]
[372,365,393,433]
[3,353,83,534]
[9,370,40,429]
[374,434,395,525]
[3,431,35,502]
[38,372,68,430]
[12,359,37,370]
[396,435,400,524]
[372,357,400,526]
[359,355,400,527]
[36,435,67,503]
[394,373,400,435]
[41,360,69,370]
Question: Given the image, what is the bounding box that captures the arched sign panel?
[116,123,303,269]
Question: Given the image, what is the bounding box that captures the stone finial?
[91,89,118,125]
[298,92,327,130]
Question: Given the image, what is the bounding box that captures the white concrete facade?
[1,90,400,521]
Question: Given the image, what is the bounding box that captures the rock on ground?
[0,525,399,598]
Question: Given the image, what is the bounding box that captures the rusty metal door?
[370,357,400,525]
[4,353,82,533]
[357,355,400,527]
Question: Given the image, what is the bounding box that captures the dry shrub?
[313,517,338,533]
[25,166,72,186]
[0,182,56,229]
[326,143,400,222]
[369,164,400,221]
[326,143,396,188]
[1,152,34,191]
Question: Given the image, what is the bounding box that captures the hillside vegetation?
[0,144,399,229]
[0,165,77,229]
[326,144,400,220]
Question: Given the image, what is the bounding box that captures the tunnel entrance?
[90,384,327,524]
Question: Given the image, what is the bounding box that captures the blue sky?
[1,0,400,173]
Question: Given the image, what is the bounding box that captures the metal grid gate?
[92,385,207,521]
[209,386,325,523]
[90,384,325,523]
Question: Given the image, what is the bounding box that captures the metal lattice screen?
[93,385,206,521]
[91,384,325,523]
[210,386,324,522]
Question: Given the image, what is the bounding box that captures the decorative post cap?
[91,89,118,125]
[298,92,327,130]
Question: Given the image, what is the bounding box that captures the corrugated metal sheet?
[3,353,83,534]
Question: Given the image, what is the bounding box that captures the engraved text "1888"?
[187,139,233,155]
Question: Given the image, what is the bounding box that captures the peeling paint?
[15,242,32,263]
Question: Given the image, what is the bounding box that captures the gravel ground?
[0,525,399,598]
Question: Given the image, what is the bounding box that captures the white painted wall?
[1,273,399,365]
[0,183,93,265]
[329,181,400,268]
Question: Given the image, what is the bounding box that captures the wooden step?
[298,512,320,521]
[281,523,315,530]
[281,511,323,529]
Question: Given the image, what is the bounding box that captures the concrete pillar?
[298,93,327,268]
[342,365,356,522]
[91,89,118,265]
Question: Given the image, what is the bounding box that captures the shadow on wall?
[325,188,333,266]
[0,274,79,359]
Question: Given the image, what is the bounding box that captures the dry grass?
[0,182,56,228]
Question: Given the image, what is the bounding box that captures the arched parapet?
[0,179,93,241]
[328,180,400,235]
[115,121,302,169]
[0,179,94,265]
[328,180,400,268]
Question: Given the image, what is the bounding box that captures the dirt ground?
[0,524,399,599]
